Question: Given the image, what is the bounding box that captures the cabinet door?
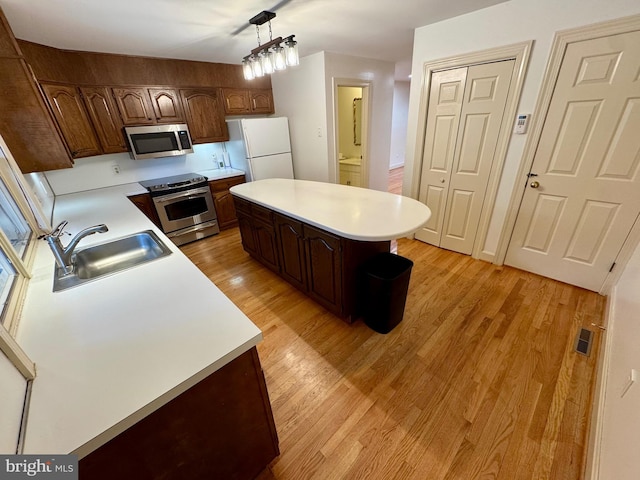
[275,213,307,292]
[222,88,251,115]
[212,191,238,230]
[250,90,274,114]
[0,59,72,173]
[128,193,161,228]
[41,83,102,158]
[80,86,127,154]
[180,89,229,143]
[237,211,258,256]
[304,224,343,315]
[112,87,155,125]
[253,218,280,273]
[148,88,185,123]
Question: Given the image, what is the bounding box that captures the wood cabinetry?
[208,174,245,230]
[222,88,274,115]
[79,347,279,480]
[148,88,185,123]
[0,8,72,173]
[127,192,161,228]
[80,87,127,154]
[40,83,102,158]
[180,89,229,143]
[235,198,280,273]
[235,197,390,320]
[274,214,307,292]
[112,87,184,125]
[303,224,343,314]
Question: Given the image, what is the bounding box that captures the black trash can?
[361,252,414,334]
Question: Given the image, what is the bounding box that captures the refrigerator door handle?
[242,126,253,159]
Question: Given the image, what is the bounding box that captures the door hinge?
[609,262,616,273]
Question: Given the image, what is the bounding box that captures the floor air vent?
[575,328,593,356]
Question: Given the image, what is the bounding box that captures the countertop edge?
[72,335,262,459]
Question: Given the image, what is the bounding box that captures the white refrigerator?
[225,117,294,181]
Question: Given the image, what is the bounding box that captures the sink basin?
[53,230,172,291]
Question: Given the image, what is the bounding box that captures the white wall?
[271,52,328,182]
[324,52,395,191]
[404,0,640,257]
[599,241,640,479]
[43,143,226,195]
[0,350,26,453]
[390,81,410,169]
[272,51,395,191]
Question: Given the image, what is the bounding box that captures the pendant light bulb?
[284,35,299,66]
[242,56,255,80]
[260,49,275,75]
[273,44,286,71]
[251,55,264,77]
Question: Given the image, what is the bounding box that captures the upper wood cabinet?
[251,89,274,114]
[222,88,274,115]
[112,87,185,125]
[148,88,185,123]
[180,89,229,143]
[80,87,127,154]
[41,83,101,159]
[0,7,72,173]
[112,87,156,125]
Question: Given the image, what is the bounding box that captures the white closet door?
[416,60,514,255]
[416,68,466,246]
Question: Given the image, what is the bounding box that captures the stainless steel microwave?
[124,124,194,160]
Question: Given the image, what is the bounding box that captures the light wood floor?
[181,172,604,480]
[388,166,404,195]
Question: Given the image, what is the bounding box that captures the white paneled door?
[505,30,640,292]
[416,60,515,255]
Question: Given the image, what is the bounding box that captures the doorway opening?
[334,81,370,188]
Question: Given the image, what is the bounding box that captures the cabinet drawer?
[209,175,246,193]
[251,204,274,224]
[233,196,252,214]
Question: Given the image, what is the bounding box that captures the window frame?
[0,135,46,380]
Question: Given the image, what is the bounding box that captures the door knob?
[440,178,445,183]
[530,181,540,188]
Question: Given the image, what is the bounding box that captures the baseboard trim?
[583,288,616,480]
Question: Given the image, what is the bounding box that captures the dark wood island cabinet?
[233,196,390,321]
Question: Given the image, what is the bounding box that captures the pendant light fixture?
[242,10,299,80]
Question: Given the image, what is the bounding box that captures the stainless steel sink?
[53,230,172,291]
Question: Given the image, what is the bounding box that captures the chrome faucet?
[43,221,109,275]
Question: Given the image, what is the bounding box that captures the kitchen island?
[16,173,277,479]
[230,179,431,321]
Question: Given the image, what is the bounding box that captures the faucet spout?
[63,224,109,258]
[43,222,109,275]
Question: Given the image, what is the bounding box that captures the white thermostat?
[514,114,530,134]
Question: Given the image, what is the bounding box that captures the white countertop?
[230,179,431,241]
[16,176,262,458]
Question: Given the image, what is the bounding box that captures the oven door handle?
[154,188,210,203]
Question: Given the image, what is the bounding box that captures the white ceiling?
[0,0,507,80]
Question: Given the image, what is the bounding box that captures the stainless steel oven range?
[139,173,219,246]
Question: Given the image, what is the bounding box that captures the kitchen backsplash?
[42,143,228,196]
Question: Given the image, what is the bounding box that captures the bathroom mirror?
[353,98,362,146]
